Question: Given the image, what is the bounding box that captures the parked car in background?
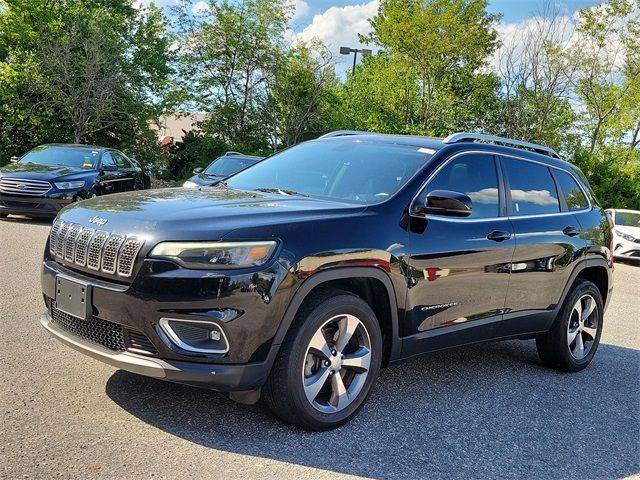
[39,131,613,430]
[182,152,263,188]
[0,144,150,219]
[606,208,640,263]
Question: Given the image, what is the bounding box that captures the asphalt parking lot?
[1,216,638,480]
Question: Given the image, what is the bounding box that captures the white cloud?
[293,1,379,74]
[192,1,210,15]
[133,0,176,9]
[291,0,310,21]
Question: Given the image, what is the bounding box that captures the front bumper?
[41,312,272,390]
[0,192,72,217]
[612,238,640,261]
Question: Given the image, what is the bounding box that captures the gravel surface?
[1,216,638,480]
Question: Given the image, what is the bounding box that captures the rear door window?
[113,152,132,169]
[502,158,560,216]
[555,170,589,211]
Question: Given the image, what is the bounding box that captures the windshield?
[204,156,260,177]
[615,211,640,227]
[20,146,100,168]
[226,140,432,204]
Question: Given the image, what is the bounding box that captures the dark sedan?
[182,152,263,188]
[0,144,150,219]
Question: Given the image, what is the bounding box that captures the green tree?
[172,0,291,150]
[0,0,171,162]
[362,0,500,132]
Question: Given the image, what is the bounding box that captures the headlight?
[149,241,278,269]
[183,180,198,188]
[54,181,85,190]
[615,230,637,242]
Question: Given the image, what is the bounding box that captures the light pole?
[340,46,372,76]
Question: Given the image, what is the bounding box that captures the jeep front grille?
[49,220,144,279]
[0,177,51,196]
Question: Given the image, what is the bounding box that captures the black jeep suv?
[40,131,613,430]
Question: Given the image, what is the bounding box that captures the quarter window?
[555,170,589,211]
[503,158,560,216]
[425,153,499,219]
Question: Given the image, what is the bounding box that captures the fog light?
[159,318,229,354]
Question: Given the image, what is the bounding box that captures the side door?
[499,155,588,335]
[112,151,136,191]
[402,152,516,356]
[97,151,121,194]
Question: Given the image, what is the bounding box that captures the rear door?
[98,152,121,194]
[499,155,587,335]
[403,152,516,355]
[112,151,136,191]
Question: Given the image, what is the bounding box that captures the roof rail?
[224,151,243,156]
[318,130,373,139]
[442,132,561,159]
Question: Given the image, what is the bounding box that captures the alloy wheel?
[567,294,599,360]
[302,314,372,413]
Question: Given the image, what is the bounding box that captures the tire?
[263,288,383,430]
[0,213,7,219]
[87,188,100,199]
[536,279,603,372]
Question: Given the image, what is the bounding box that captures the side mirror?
[101,164,118,172]
[10,156,19,163]
[193,167,203,174]
[412,189,472,217]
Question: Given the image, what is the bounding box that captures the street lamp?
[340,46,372,76]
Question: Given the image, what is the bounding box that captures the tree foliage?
[0,0,638,208]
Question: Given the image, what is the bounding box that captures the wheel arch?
[272,267,402,365]
[551,258,612,329]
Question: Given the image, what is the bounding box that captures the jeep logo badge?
[89,216,108,226]
[17,183,27,190]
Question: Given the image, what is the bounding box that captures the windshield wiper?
[253,187,309,197]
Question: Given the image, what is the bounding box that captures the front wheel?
[263,289,382,430]
[536,279,603,372]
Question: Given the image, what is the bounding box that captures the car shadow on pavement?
[106,339,639,479]
[0,215,52,226]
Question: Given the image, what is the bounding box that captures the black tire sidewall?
[556,281,604,370]
[284,294,383,429]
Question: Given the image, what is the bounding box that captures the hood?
[57,186,367,242]
[187,173,225,186]
[0,162,91,180]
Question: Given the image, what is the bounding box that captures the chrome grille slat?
[87,231,109,270]
[55,222,70,258]
[64,224,83,262]
[101,234,125,274]
[74,228,95,267]
[49,220,62,255]
[0,177,51,196]
[48,221,144,279]
[117,238,145,277]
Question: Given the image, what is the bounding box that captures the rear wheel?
[536,279,603,372]
[263,289,382,430]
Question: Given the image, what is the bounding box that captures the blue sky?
[293,0,600,24]
[282,0,602,75]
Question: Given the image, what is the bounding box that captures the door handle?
[562,226,581,237]
[486,230,512,242]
